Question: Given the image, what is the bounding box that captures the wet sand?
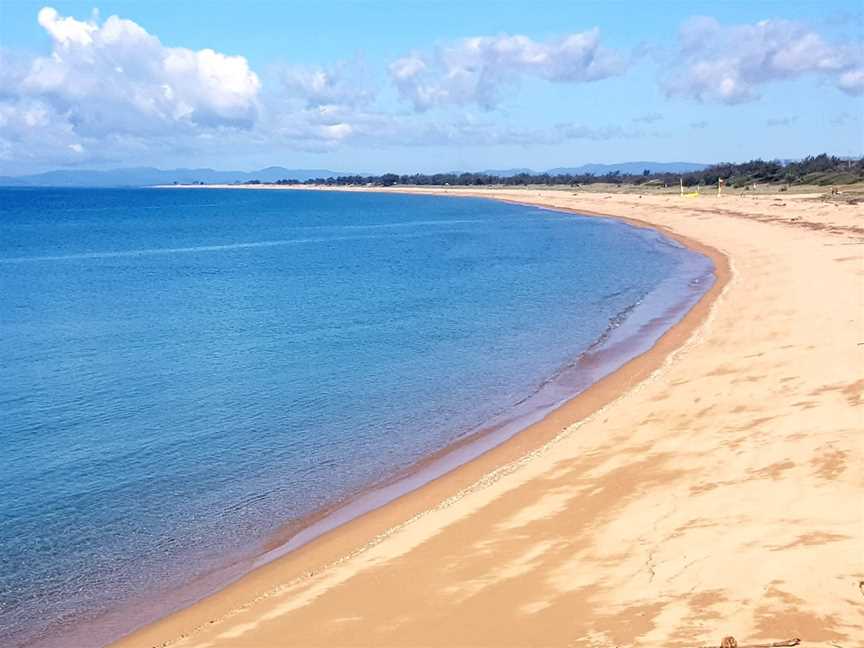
[115,187,863,647]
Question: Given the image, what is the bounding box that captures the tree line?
[253,155,864,188]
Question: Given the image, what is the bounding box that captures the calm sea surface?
[0,188,713,646]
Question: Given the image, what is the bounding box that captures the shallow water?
[0,188,712,646]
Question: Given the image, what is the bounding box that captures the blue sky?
[0,0,862,173]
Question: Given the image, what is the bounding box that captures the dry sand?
[114,187,863,648]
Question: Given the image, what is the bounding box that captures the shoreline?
[101,188,732,648]
[105,185,861,646]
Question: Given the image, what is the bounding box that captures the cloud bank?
[390,30,626,110]
[30,7,260,132]
[0,7,860,171]
[663,16,864,103]
[0,7,263,166]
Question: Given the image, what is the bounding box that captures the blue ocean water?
[0,188,712,647]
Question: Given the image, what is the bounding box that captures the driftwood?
[700,638,801,648]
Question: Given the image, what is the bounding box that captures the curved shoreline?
[251,204,717,564]
[98,190,731,648]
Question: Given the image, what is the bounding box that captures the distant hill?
[0,167,345,187]
[0,162,712,187]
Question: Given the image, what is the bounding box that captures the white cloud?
[26,7,261,132]
[663,16,864,103]
[837,68,864,95]
[7,8,855,173]
[37,7,96,47]
[0,10,634,168]
[0,6,264,167]
[389,30,626,111]
[1,9,429,166]
[0,96,92,166]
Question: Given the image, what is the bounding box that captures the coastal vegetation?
[262,155,864,189]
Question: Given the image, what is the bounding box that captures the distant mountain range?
[0,162,710,187]
[0,166,345,187]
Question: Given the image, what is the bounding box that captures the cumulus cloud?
[30,7,260,131]
[10,7,856,173]
[0,7,264,166]
[837,68,864,94]
[1,8,637,168]
[663,16,864,103]
[389,30,626,111]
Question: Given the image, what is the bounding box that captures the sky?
[0,0,862,174]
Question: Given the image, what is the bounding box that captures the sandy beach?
[113,187,863,648]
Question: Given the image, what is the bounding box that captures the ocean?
[0,188,714,647]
